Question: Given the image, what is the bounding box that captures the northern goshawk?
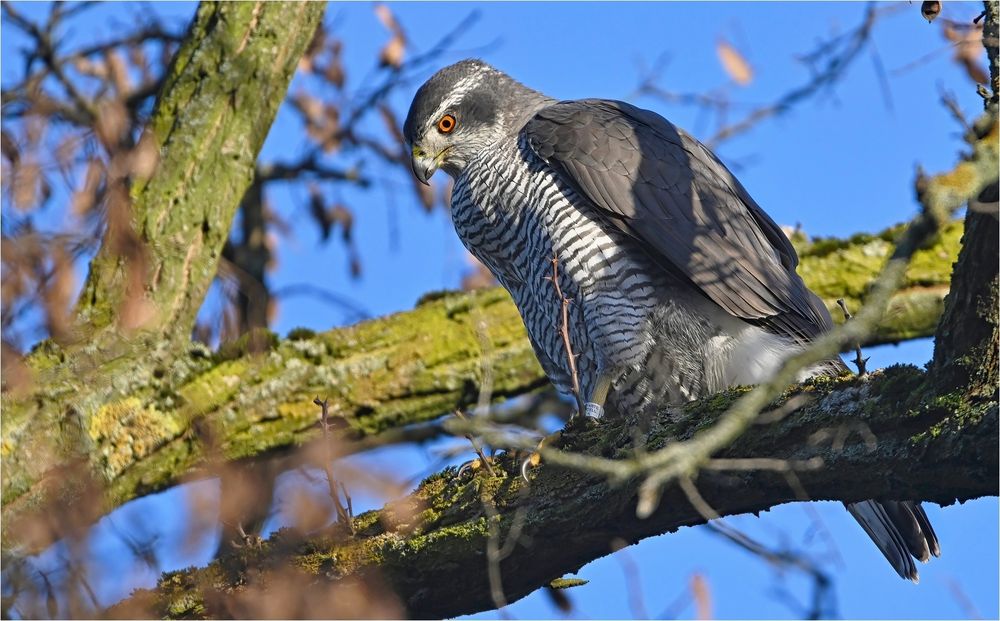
[404,59,940,582]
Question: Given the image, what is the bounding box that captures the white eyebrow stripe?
[427,68,489,126]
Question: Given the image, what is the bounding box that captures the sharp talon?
[585,402,604,418]
[521,451,542,482]
[457,457,482,478]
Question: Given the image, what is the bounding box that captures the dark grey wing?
[523,99,833,343]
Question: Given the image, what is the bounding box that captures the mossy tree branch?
[0,222,962,552]
[75,1,325,353]
[1,0,325,552]
[112,365,998,619]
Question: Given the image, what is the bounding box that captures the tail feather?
[880,500,941,562]
[845,500,939,582]
[909,502,942,558]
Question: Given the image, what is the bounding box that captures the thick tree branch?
[112,365,998,619]
[1,223,961,552]
[73,2,325,352]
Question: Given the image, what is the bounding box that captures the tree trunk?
[74,1,325,353]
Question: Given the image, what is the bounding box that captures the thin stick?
[455,409,495,476]
[547,254,586,417]
[313,397,354,533]
[836,298,869,375]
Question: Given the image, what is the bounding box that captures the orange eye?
[437,114,457,134]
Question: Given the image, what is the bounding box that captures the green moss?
[88,397,184,479]
[550,578,589,589]
[909,391,989,444]
[286,327,317,341]
[214,328,279,362]
[176,359,249,418]
[415,289,464,307]
[874,364,926,409]
[798,219,962,305]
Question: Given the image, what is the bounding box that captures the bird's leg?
[522,372,616,481]
[584,372,614,419]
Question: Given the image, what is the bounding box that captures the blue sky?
[2,2,997,619]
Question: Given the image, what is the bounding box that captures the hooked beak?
[410,146,439,185]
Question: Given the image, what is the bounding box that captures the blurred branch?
[704,522,836,619]
[73,2,326,348]
[257,156,370,186]
[638,3,897,147]
[2,1,98,122]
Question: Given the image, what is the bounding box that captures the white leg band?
[585,402,605,418]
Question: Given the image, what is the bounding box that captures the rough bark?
[0,0,325,552]
[929,0,1000,398]
[930,210,998,397]
[0,223,962,552]
[111,365,998,619]
[74,1,325,352]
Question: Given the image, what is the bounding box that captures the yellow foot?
[520,429,566,481]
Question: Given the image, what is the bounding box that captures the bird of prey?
[404,59,940,582]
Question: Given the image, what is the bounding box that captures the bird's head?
[403,59,551,184]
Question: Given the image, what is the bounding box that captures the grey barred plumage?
[404,58,939,583]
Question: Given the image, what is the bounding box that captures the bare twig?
[836,298,869,375]
[610,538,649,620]
[313,397,354,533]
[639,4,899,148]
[481,494,529,618]
[2,2,98,121]
[703,457,824,472]
[705,521,836,619]
[454,409,496,476]
[941,89,973,132]
[547,254,586,417]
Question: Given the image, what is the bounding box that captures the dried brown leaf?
[95,99,128,151]
[1,131,20,165]
[72,56,109,80]
[944,23,989,84]
[287,487,332,533]
[291,91,324,125]
[330,204,353,242]
[374,3,401,34]
[72,159,105,216]
[44,244,75,339]
[380,35,405,69]
[106,49,132,95]
[12,160,41,211]
[349,251,362,279]
[225,570,404,619]
[128,44,150,82]
[717,39,753,86]
[691,572,713,620]
[320,103,341,152]
[130,130,160,180]
[54,135,80,179]
[323,39,346,88]
[299,21,326,73]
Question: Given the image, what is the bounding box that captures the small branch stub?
[837,298,870,376]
